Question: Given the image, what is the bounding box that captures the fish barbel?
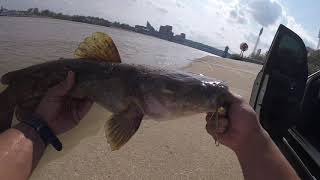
[0,32,233,150]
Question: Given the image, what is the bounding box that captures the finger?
[15,106,28,122]
[48,71,75,96]
[229,92,244,104]
[206,117,229,130]
[75,100,93,119]
[16,101,41,121]
[206,123,216,135]
[206,123,226,142]
[71,101,81,125]
[206,109,228,121]
[206,112,214,122]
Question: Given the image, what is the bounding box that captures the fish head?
[157,76,232,116]
[182,80,231,112]
[204,80,231,109]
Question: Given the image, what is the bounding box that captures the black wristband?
[21,114,62,151]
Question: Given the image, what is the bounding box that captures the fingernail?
[68,71,74,82]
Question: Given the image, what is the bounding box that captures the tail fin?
[0,87,15,133]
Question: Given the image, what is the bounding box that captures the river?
[0,16,210,76]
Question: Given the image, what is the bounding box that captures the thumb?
[48,71,75,96]
[76,99,93,119]
[230,93,245,104]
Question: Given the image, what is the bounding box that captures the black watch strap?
[21,114,62,151]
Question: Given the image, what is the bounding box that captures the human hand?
[206,93,266,151]
[35,71,92,135]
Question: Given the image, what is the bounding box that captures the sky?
[2,0,320,54]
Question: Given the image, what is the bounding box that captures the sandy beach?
[20,56,262,180]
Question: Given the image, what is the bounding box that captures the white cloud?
[225,0,318,51]
[229,8,248,24]
[282,15,317,48]
[248,0,282,27]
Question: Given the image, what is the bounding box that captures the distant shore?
[1,7,266,66]
[0,8,230,57]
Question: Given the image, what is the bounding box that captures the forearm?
[0,123,46,180]
[234,130,299,180]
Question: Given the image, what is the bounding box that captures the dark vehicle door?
[250,24,317,179]
[250,24,308,139]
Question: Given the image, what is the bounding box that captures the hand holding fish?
[206,94,264,152]
[34,71,93,135]
[206,94,301,180]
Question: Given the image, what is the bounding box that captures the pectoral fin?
[105,104,143,151]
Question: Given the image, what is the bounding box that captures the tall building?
[180,33,186,39]
[0,6,7,12]
[146,21,155,32]
[159,25,174,40]
[159,25,173,36]
[173,33,186,43]
[251,27,263,57]
[256,49,262,57]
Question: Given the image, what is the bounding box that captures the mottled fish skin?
[1,59,231,119]
[0,31,233,150]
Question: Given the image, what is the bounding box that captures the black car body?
[250,24,320,179]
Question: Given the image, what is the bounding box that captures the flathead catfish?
[0,32,233,150]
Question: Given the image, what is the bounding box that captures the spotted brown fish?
[0,32,232,150]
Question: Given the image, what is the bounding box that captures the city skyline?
[1,0,320,54]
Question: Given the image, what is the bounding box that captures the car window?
[278,36,304,60]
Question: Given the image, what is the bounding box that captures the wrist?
[13,123,47,149]
[20,113,63,151]
[11,123,47,170]
[233,128,271,155]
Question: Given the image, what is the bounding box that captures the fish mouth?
[206,107,229,146]
[209,106,229,128]
[207,106,227,120]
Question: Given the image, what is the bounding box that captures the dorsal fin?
[74,32,121,63]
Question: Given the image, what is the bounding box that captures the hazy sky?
[2,0,320,54]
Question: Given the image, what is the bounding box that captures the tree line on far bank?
[27,8,113,27]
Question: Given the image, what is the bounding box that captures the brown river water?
[0,16,210,77]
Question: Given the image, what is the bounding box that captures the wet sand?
[11,56,262,180]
